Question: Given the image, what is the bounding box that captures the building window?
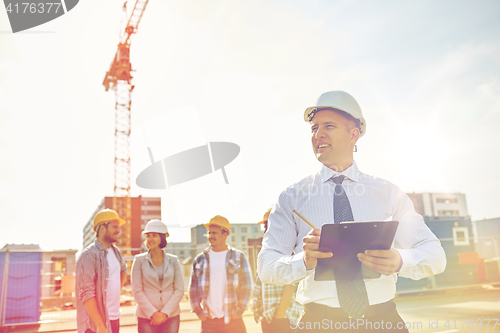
[143,210,161,215]
[254,226,259,233]
[453,227,469,246]
[242,236,246,241]
[241,227,247,233]
[180,251,184,255]
[52,258,66,273]
[232,236,235,242]
[436,198,458,204]
[231,228,235,233]
[438,210,459,216]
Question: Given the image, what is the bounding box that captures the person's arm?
[83,298,109,333]
[188,256,206,320]
[160,256,185,317]
[232,252,253,319]
[131,256,160,319]
[121,271,127,289]
[76,252,108,333]
[252,274,263,323]
[359,185,446,278]
[274,284,296,319]
[258,191,330,285]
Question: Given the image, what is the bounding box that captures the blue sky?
[1,0,499,250]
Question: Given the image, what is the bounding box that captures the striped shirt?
[75,239,127,333]
[258,161,446,308]
[189,246,253,324]
[253,273,303,324]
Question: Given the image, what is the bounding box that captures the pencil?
[293,209,317,229]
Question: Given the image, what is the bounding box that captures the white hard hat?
[304,90,366,137]
[143,219,169,237]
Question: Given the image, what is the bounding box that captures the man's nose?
[314,127,326,138]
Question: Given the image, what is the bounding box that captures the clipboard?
[314,221,399,281]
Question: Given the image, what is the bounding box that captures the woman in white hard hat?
[131,220,184,333]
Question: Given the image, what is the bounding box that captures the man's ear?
[350,126,360,143]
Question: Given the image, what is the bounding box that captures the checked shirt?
[189,246,253,324]
[253,273,304,324]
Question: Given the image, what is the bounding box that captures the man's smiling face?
[310,109,359,170]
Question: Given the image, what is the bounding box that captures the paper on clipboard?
[314,221,399,281]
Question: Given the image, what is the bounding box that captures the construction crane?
[102,0,150,253]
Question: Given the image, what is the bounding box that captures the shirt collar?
[319,160,360,183]
[94,238,115,253]
[94,239,107,252]
[205,244,232,254]
[146,249,166,265]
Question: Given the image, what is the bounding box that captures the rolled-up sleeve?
[188,256,205,318]
[233,253,253,317]
[76,252,96,304]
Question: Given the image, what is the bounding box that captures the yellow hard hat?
[203,215,230,235]
[93,209,126,232]
[258,208,272,224]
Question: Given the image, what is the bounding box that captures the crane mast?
[103,0,150,252]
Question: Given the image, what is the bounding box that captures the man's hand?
[200,314,211,322]
[357,248,402,276]
[150,312,167,326]
[302,228,332,270]
[231,313,241,321]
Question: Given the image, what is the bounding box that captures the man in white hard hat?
[258,91,446,332]
[76,209,128,333]
[189,215,253,333]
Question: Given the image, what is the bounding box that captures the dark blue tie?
[332,175,370,319]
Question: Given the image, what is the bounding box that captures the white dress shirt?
[257,161,446,308]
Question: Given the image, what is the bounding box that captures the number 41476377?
[6,3,62,14]
[444,319,498,330]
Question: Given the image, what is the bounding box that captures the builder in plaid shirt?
[253,209,304,333]
[189,215,253,333]
[76,209,127,333]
